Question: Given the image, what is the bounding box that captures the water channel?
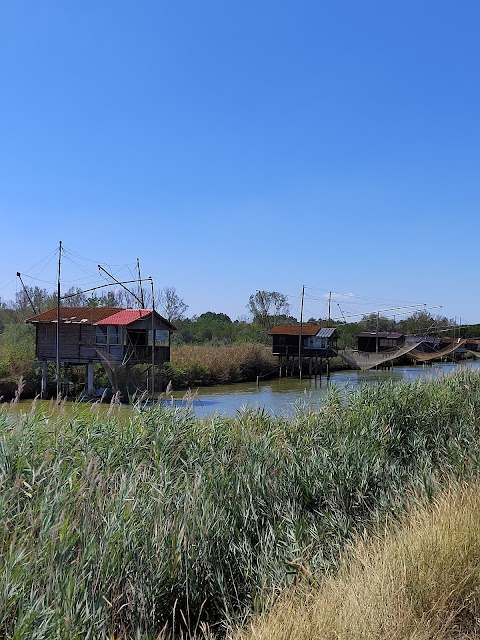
[7,361,480,420]
[166,360,480,418]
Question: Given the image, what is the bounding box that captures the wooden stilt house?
[26,307,176,397]
[268,325,338,377]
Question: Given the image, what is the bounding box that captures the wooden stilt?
[41,360,48,398]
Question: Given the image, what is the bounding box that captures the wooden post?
[41,360,48,398]
[87,362,95,397]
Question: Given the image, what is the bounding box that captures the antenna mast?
[150,277,155,396]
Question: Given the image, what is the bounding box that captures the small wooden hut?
[269,325,338,377]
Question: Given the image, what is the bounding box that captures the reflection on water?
[5,361,480,420]
[168,361,480,419]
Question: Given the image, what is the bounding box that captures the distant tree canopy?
[396,311,453,336]
[1,282,479,367]
[359,313,396,333]
[15,286,56,318]
[460,324,480,338]
[247,291,291,328]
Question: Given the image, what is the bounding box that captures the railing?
[125,345,170,363]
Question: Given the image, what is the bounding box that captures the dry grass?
[232,482,480,640]
[170,343,276,385]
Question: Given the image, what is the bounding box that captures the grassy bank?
[232,482,480,640]
[163,343,277,388]
[1,369,480,638]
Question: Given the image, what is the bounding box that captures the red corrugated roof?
[96,309,152,326]
[26,307,121,324]
[26,306,177,329]
[269,325,332,336]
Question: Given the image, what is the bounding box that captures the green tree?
[247,291,290,328]
[397,311,452,336]
[359,313,395,332]
[15,286,55,317]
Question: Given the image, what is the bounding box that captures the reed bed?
[1,369,480,638]
[166,343,276,387]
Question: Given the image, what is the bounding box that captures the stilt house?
[269,325,338,378]
[26,307,176,396]
[269,325,338,357]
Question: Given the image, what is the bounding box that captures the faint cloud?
[322,292,355,302]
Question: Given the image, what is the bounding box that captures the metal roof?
[26,307,120,324]
[316,328,337,338]
[26,306,176,330]
[96,309,176,330]
[269,325,337,337]
[96,309,152,326]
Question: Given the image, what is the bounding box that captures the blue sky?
[1,1,479,323]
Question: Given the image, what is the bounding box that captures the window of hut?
[96,326,107,344]
[108,326,121,345]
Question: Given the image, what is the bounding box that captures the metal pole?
[298,285,305,379]
[16,272,38,314]
[137,258,145,309]
[150,277,155,397]
[98,265,143,306]
[56,240,62,398]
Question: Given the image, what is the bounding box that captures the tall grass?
[1,369,480,638]
[232,481,480,640]
[164,343,276,388]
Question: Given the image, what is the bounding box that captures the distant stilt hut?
[268,325,338,378]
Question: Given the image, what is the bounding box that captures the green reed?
[1,369,480,638]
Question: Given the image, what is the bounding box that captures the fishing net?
[340,341,421,371]
[408,339,466,362]
[94,347,148,400]
[467,350,480,359]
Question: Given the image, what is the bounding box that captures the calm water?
[167,360,480,418]
[7,361,480,420]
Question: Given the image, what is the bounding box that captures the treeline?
[0,285,477,388]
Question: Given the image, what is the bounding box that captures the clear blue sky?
[1,1,479,323]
